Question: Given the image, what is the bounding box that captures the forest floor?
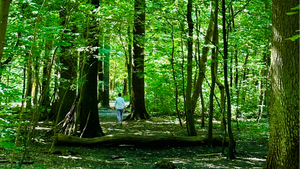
[1,110,269,169]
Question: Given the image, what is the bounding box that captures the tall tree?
[40,39,52,118]
[265,0,299,168]
[25,54,32,109]
[127,0,149,120]
[126,25,132,103]
[50,7,76,122]
[0,0,12,62]
[222,0,235,159]
[98,27,103,104]
[191,11,214,115]
[208,0,218,142]
[79,0,104,138]
[185,0,196,136]
[102,28,110,108]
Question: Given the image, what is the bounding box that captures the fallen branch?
[55,133,235,148]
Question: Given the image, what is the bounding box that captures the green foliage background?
[0,0,271,151]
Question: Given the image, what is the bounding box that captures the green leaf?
[286,12,298,15]
[286,34,300,41]
[291,5,300,10]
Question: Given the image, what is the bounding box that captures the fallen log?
[55,133,235,148]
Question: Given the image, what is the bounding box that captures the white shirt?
[115,97,125,109]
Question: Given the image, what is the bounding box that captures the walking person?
[115,93,125,125]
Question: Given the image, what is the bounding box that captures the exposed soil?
[1,112,268,169]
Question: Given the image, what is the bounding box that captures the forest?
[0,0,298,168]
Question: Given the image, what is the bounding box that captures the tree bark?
[98,27,104,104]
[194,6,205,129]
[240,51,250,105]
[79,0,104,138]
[127,0,149,120]
[25,55,32,110]
[127,25,132,103]
[56,55,76,121]
[265,0,299,168]
[229,4,235,89]
[222,0,235,159]
[185,0,196,136]
[208,0,219,142]
[168,21,182,126]
[200,89,205,128]
[40,40,52,118]
[191,12,214,114]
[257,52,268,123]
[218,78,226,130]
[0,0,12,62]
[50,7,76,122]
[56,133,235,148]
[123,78,128,96]
[102,28,110,108]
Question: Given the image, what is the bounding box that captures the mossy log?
[55,133,235,147]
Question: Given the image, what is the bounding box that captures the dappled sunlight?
[133,132,143,135]
[145,120,177,125]
[163,131,171,134]
[59,155,82,160]
[0,0,275,167]
[35,126,51,130]
[272,27,282,42]
[114,129,125,132]
[213,120,221,124]
[203,163,227,168]
[172,159,187,164]
[238,157,266,162]
[1,114,269,168]
[101,122,118,125]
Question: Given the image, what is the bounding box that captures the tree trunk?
[216,78,226,154]
[168,21,182,126]
[26,58,32,110]
[179,22,188,134]
[33,55,39,106]
[195,6,205,129]
[102,28,110,108]
[240,51,249,106]
[191,12,214,114]
[56,55,76,121]
[127,0,149,120]
[218,78,226,130]
[230,56,233,88]
[123,78,128,96]
[185,0,196,136]
[237,51,249,129]
[56,133,235,148]
[208,0,219,142]
[234,47,239,128]
[257,68,265,123]
[50,8,76,122]
[229,4,235,89]
[40,40,52,118]
[222,0,235,159]
[98,27,104,104]
[257,52,268,122]
[200,89,205,128]
[127,25,132,104]
[79,0,104,138]
[265,0,299,168]
[0,0,12,62]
